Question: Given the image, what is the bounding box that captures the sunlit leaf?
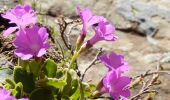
[44,59,57,78]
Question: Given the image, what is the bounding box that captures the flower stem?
[68,42,90,70]
[68,51,80,70]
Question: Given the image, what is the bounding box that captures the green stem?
[68,51,80,70]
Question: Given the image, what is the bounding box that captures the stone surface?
[22,0,170,37]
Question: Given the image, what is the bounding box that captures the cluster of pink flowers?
[99,53,131,100]
[77,7,117,47]
[1,5,50,60]
[2,4,131,100]
[0,88,28,100]
[77,7,131,100]
[2,5,37,37]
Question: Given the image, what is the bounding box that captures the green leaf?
[89,84,96,92]
[69,79,79,100]
[12,82,23,98]
[62,95,70,100]
[29,60,41,77]
[69,84,80,100]
[19,60,30,73]
[19,60,29,67]
[14,66,35,93]
[30,88,55,100]
[5,79,15,89]
[70,79,79,96]
[36,78,66,89]
[82,83,96,98]
[62,70,79,98]
[0,68,13,83]
[56,69,63,78]
[47,78,66,89]
[62,71,72,96]
[44,59,57,78]
[69,69,77,80]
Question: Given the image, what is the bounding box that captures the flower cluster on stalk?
[99,53,131,100]
[77,7,131,100]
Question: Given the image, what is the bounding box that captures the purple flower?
[99,52,129,72]
[102,70,131,100]
[0,88,29,100]
[1,5,37,37]
[0,88,15,100]
[87,17,117,46]
[77,6,101,36]
[13,25,50,60]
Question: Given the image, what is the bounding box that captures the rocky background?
[1,0,170,99]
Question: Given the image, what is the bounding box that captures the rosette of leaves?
[9,58,95,100]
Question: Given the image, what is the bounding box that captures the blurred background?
[1,0,170,99]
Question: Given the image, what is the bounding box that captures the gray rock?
[116,0,159,45]
[116,0,170,36]
[0,68,13,83]
[0,0,18,9]
[143,52,170,63]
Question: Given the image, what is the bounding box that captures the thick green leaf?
[62,70,79,98]
[29,60,41,77]
[70,79,79,96]
[69,79,79,100]
[12,82,23,98]
[19,60,29,68]
[47,78,66,89]
[19,60,30,73]
[56,69,63,78]
[5,79,15,89]
[69,69,77,80]
[44,59,57,78]
[36,78,66,89]
[0,68,13,83]
[30,88,55,100]
[62,71,72,96]
[14,66,35,93]
[82,83,96,98]
[69,85,80,100]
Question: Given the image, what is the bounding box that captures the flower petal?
[115,76,131,90]
[15,49,33,60]
[37,48,47,57]
[3,27,18,37]
[120,89,131,98]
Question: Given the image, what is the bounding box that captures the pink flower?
[1,5,36,37]
[87,17,117,46]
[77,6,101,37]
[13,25,50,60]
[99,52,129,72]
[0,88,15,100]
[0,88,29,100]
[102,70,131,100]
